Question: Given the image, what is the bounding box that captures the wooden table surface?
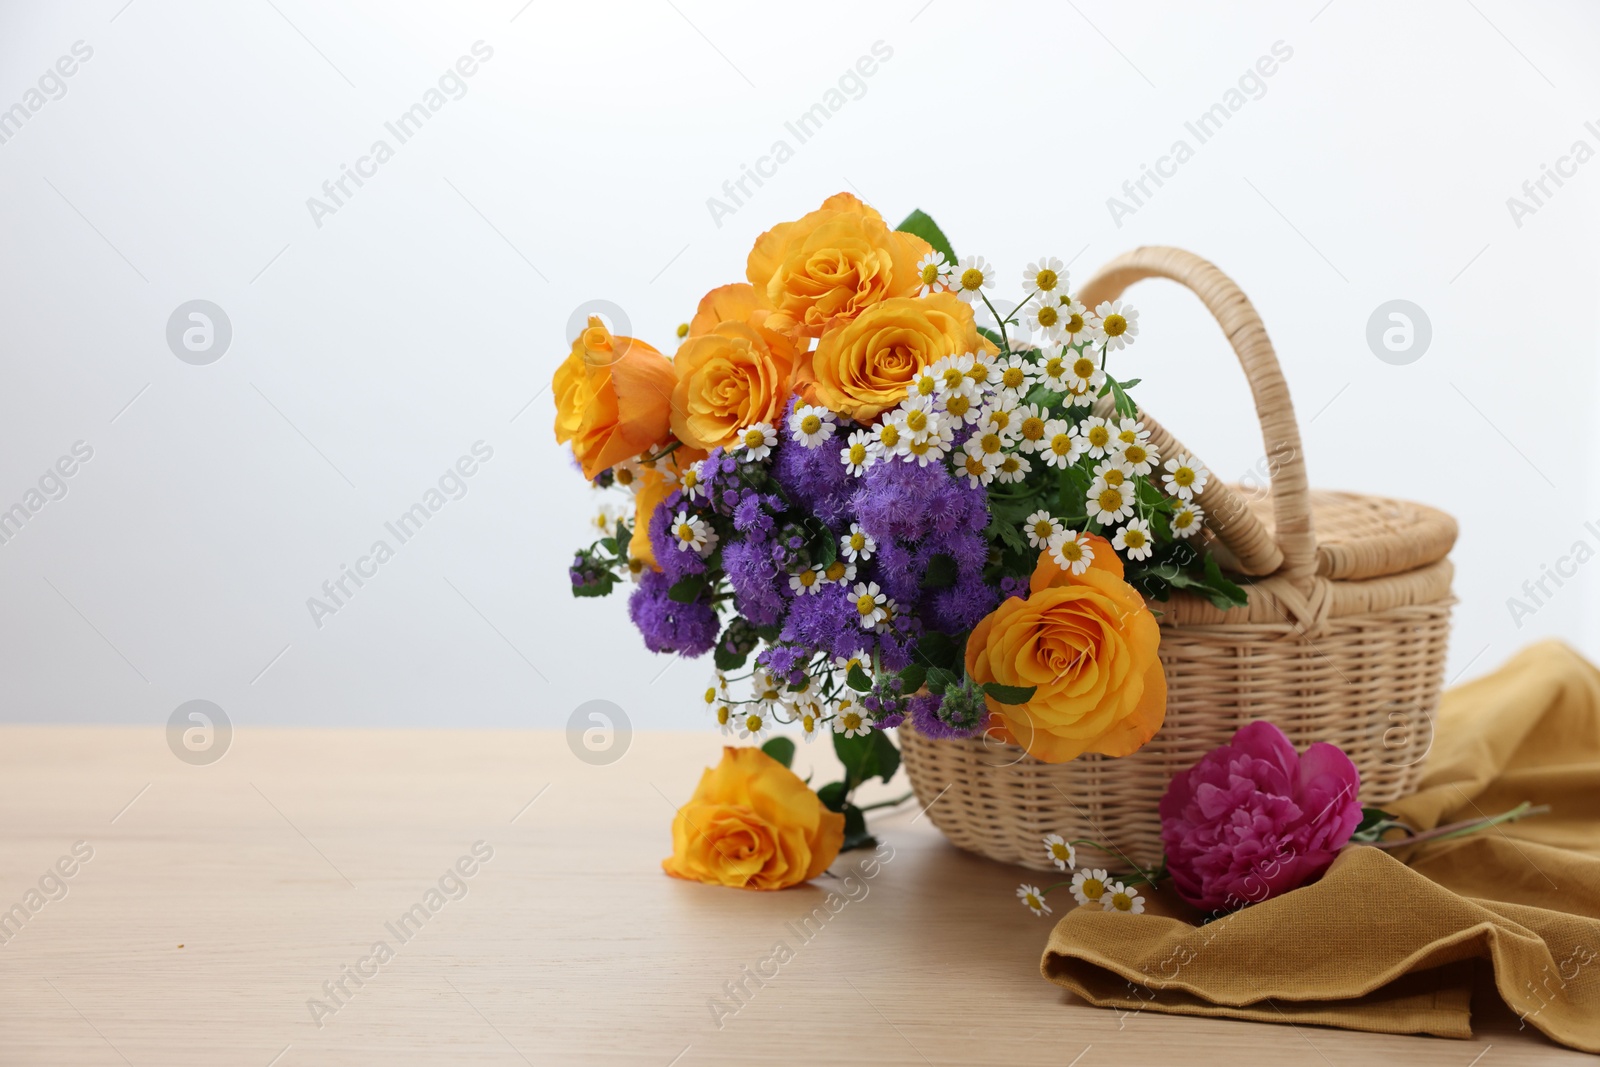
[0,726,1583,1066]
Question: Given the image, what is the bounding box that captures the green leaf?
[846,663,874,692]
[898,662,927,695]
[1355,806,1395,835]
[833,731,876,789]
[816,780,847,812]
[839,803,876,852]
[571,575,616,598]
[713,639,748,672]
[925,666,959,696]
[921,553,958,590]
[666,575,705,603]
[1201,553,1250,610]
[982,681,1036,705]
[869,729,900,783]
[760,736,796,769]
[895,208,957,266]
[976,325,1005,349]
[988,515,1030,555]
[1119,378,1142,389]
[915,630,958,669]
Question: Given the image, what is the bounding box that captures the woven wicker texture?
[898,247,1457,874]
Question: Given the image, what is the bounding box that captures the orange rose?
[746,192,930,339]
[552,317,676,480]
[671,286,797,451]
[663,747,845,890]
[964,541,1165,763]
[801,292,988,421]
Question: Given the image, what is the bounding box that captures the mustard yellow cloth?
[1041,640,1600,1053]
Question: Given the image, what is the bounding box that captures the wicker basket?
[898,246,1457,875]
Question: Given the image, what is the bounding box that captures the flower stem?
[1365,802,1550,851]
[856,791,915,813]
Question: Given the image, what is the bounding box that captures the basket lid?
[1212,486,1456,582]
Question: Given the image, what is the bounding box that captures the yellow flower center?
[1050,434,1073,456]
[1020,417,1045,441]
[966,364,988,384]
[800,414,822,434]
[1097,487,1124,512]
[1000,456,1020,474]
[797,570,817,587]
[946,394,971,418]
[745,714,763,732]
[841,711,863,731]
[904,409,928,433]
[628,557,644,574]
[989,409,1012,430]
[915,376,937,396]
[1111,891,1134,911]
[676,523,695,543]
[1082,877,1105,900]
[676,322,689,339]
[920,263,939,284]
[960,267,985,290]
[1104,468,1125,487]
[1103,313,1127,337]
[1087,425,1110,448]
[941,368,966,389]
[825,561,848,581]
[716,706,729,725]
[1002,366,1026,389]
[964,455,986,476]
[1037,305,1059,328]
[1035,269,1058,291]
[980,433,1002,454]
[1118,429,1138,444]
[744,429,765,448]
[704,687,716,703]
[1044,358,1065,379]
[907,438,932,456]
[1124,529,1147,549]
[879,424,901,448]
[1049,842,1070,861]
[848,442,868,465]
[856,594,877,616]
[1125,444,1147,465]
[849,533,866,551]
[1064,313,1084,333]
[1173,466,1195,487]
[802,713,816,731]
[1060,540,1083,562]
[1073,356,1095,378]
[682,470,698,489]
[1174,510,1195,529]
[614,467,634,486]
[1032,520,1053,539]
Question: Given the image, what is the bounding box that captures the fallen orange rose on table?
[663,746,844,890]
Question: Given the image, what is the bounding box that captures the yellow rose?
[552,318,676,480]
[671,292,797,451]
[964,540,1166,763]
[662,746,845,890]
[801,292,988,421]
[746,192,930,339]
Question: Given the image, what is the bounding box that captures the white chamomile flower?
[1049,529,1095,574]
[979,393,1020,439]
[702,676,726,709]
[931,353,979,398]
[1120,437,1159,476]
[1087,480,1135,524]
[714,703,734,735]
[781,674,815,708]
[957,440,998,488]
[1017,883,1052,917]
[1091,458,1133,491]
[1171,501,1205,539]
[1023,257,1066,297]
[737,707,771,741]
[1040,419,1081,469]
[670,511,717,556]
[737,422,777,461]
[789,566,825,596]
[1090,300,1140,351]
[850,581,889,629]
[840,523,876,563]
[750,667,784,710]
[609,459,642,492]
[1056,296,1090,345]
[902,426,953,467]
[840,429,874,476]
[1024,510,1061,549]
[1113,517,1154,561]
[869,419,907,458]
[907,365,941,401]
[966,349,996,390]
[1065,349,1104,395]
[895,394,941,442]
[833,706,870,739]
[1071,868,1110,906]
[915,250,953,296]
[590,504,622,536]
[994,451,1031,484]
[789,404,836,447]
[797,702,823,742]
[1043,833,1076,871]
[820,558,857,585]
[1112,417,1150,450]
[1162,453,1210,501]
[954,255,994,305]
[833,652,870,676]
[939,387,982,426]
[1021,296,1066,341]
[1103,881,1146,914]
[1035,348,1070,392]
[680,460,709,502]
[1078,415,1115,459]
[1013,404,1049,453]
[989,354,1033,398]
[970,427,1008,463]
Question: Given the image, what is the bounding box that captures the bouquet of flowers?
[554,194,1249,881]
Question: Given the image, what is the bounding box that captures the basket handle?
[1077,247,1318,598]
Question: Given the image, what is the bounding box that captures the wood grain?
[0,726,1579,1066]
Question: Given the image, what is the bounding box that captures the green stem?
[1365,802,1549,851]
[857,791,915,813]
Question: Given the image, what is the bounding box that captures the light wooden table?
[0,726,1582,1066]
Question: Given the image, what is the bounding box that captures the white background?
[0,0,1595,730]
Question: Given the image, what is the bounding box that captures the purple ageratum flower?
[1158,720,1363,914]
[720,536,786,628]
[999,575,1029,601]
[627,569,719,656]
[769,399,855,529]
[756,643,811,688]
[646,489,706,584]
[780,582,871,663]
[862,673,908,728]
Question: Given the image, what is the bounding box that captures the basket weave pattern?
[898,247,1456,874]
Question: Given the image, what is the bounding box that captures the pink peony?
[1158,720,1362,913]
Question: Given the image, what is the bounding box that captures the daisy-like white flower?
[1065,350,1104,395]
[797,701,823,743]
[931,353,979,398]
[840,524,875,563]
[1066,381,1097,410]
[789,566,825,596]
[737,422,777,461]
[832,705,870,739]
[714,703,735,735]
[989,354,1033,398]
[1040,419,1081,469]
[789,404,836,447]
[1103,881,1146,914]
[1020,296,1065,341]
[1017,883,1052,917]
[1091,458,1132,491]
[1024,510,1061,549]
[907,365,941,400]
[1013,404,1049,453]
[840,429,874,476]
[979,393,1020,439]
[820,558,857,585]
[1171,502,1205,539]
[895,394,941,442]
[954,255,995,305]
[869,418,907,459]
[750,667,784,710]
[971,428,1007,463]
[1023,257,1066,297]
[1078,415,1115,459]
[781,674,815,709]
[1043,833,1076,871]
[680,460,709,502]
[1162,453,1210,500]
[1087,481,1135,524]
[1090,300,1140,351]
[670,511,717,556]
[965,351,996,390]
[1120,437,1159,476]
[590,505,622,536]
[1113,517,1154,561]
[915,250,953,296]
[850,581,889,629]
[833,652,870,675]
[702,678,725,710]
[994,451,1031,484]
[736,708,771,742]
[1071,868,1111,906]
[1049,529,1095,574]
[957,441,997,488]
[626,556,647,582]
[1056,296,1090,344]
[940,388,981,426]
[1112,417,1150,450]
[902,427,953,467]
[1035,348,1070,392]
[609,459,641,492]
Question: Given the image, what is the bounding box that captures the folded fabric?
[1040,640,1600,1053]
